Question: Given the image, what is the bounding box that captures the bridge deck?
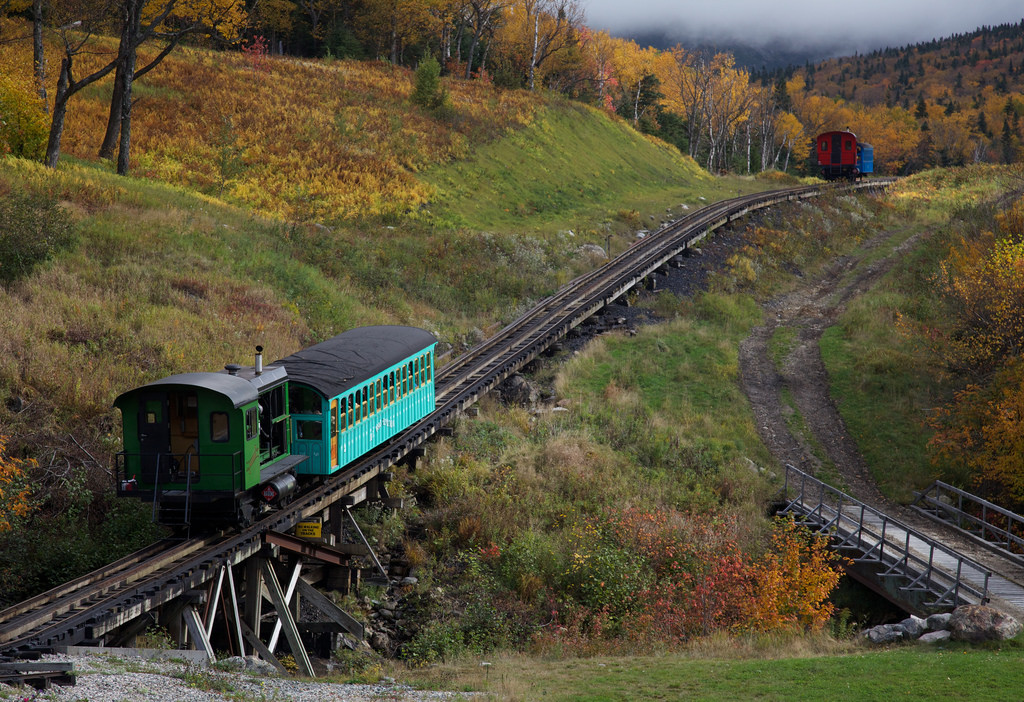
[782,465,1024,618]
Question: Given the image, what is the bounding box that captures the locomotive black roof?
[113,372,260,409]
[275,325,437,399]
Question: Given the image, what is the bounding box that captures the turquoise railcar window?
[211,412,230,442]
[297,420,322,440]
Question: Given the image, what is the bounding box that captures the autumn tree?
[492,0,580,89]
[43,0,122,168]
[97,0,247,174]
[354,0,443,64]
[608,39,658,126]
[657,46,713,160]
[928,196,1024,506]
[459,0,510,79]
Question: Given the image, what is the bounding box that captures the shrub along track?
[736,224,1024,618]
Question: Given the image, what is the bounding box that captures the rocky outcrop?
[862,605,1021,645]
[498,373,539,406]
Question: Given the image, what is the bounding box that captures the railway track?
[0,180,895,656]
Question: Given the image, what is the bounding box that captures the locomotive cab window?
[246,407,258,441]
[821,141,828,151]
[210,412,230,443]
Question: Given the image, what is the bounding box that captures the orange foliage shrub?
[933,210,1024,376]
[0,434,33,533]
[743,516,846,632]
[540,508,846,651]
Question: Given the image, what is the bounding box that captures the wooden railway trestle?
[780,465,990,614]
[0,180,898,674]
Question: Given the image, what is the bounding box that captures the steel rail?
[0,180,896,655]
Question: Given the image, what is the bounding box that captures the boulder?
[918,630,952,644]
[579,244,607,260]
[865,624,905,644]
[925,612,952,631]
[217,656,279,675]
[900,615,926,638]
[370,630,391,653]
[949,605,1023,642]
[499,374,539,406]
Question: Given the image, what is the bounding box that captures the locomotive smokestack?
[255,345,264,375]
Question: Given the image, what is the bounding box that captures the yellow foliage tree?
[743,517,845,632]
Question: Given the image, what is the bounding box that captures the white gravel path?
[2,653,475,701]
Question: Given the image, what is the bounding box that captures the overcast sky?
[584,0,1024,53]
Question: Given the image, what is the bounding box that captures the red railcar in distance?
[816,130,873,180]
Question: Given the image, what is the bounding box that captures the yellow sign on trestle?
[295,519,322,539]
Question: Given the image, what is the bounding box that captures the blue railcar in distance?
[857,142,874,176]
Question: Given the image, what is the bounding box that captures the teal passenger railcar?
[115,326,436,527]
[278,326,437,476]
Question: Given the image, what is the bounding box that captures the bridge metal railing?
[912,480,1024,564]
[781,465,990,609]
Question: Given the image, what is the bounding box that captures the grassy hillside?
[0,30,781,602]
[423,101,719,232]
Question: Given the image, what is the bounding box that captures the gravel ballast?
[2,653,472,701]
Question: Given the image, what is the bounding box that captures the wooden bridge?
[779,465,1024,618]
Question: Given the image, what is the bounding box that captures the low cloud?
[585,0,1023,52]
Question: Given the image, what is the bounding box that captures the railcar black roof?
[275,326,437,399]
[113,373,259,409]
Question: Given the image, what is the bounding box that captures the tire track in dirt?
[738,229,1024,618]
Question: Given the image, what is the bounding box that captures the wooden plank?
[296,578,364,639]
[238,620,289,675]
[266,562,302,654]
[0,662,74,672]
[267,530,368,562]
[260,560,313,677]
[182,605,215,663]
[225,564,245,658]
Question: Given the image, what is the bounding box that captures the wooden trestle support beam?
[157,499,385,677]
